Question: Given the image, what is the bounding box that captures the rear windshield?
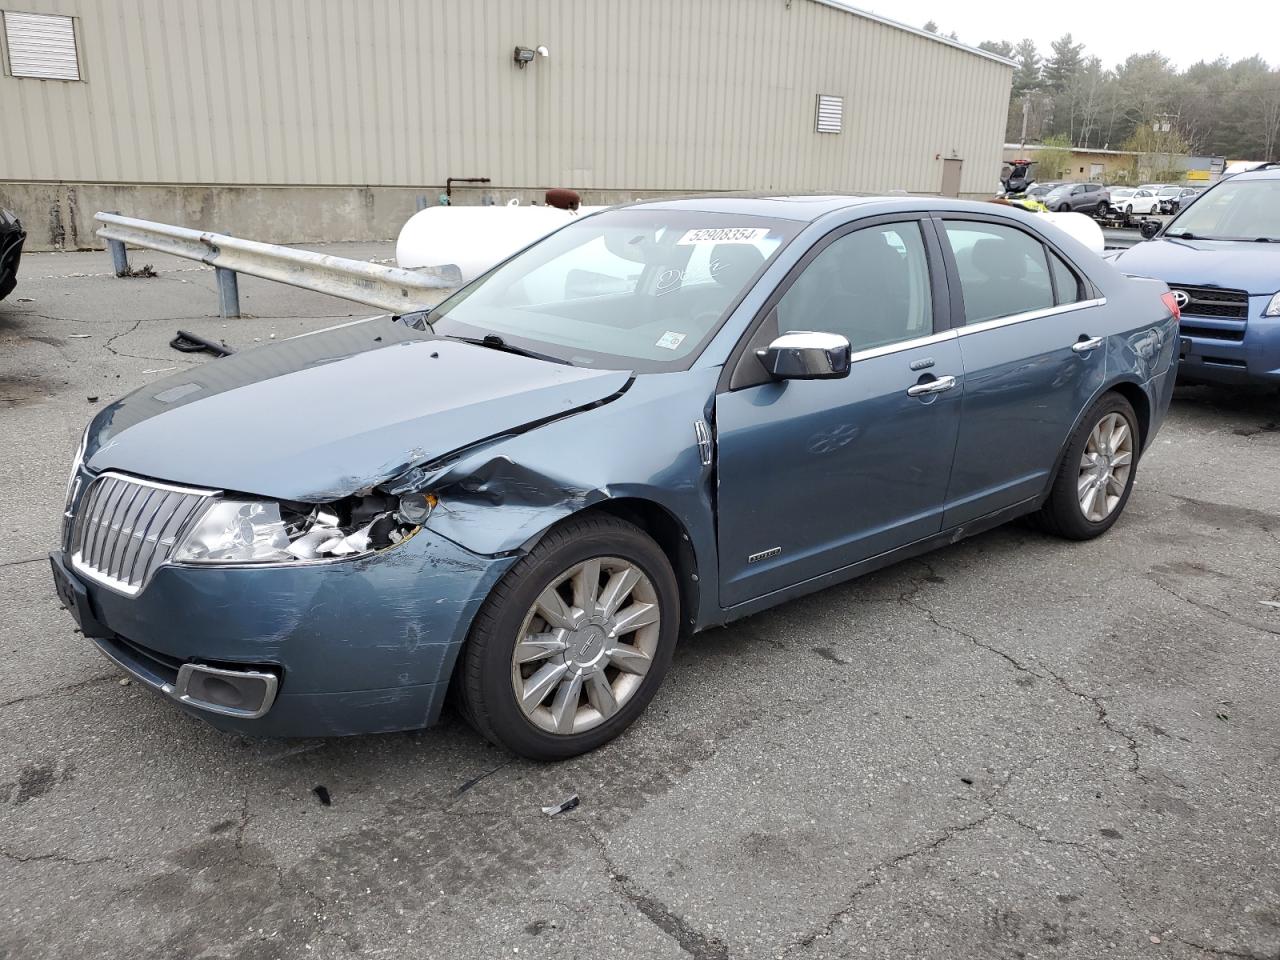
[1166,178,1280,241]
[428,209,801,372]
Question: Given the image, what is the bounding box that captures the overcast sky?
[857,1,1278,71]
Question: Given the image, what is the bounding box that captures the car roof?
[617,194,1068,224]
[1232,165,1280,181]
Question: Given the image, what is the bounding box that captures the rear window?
[943,222,1055,324]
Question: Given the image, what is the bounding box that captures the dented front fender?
[405,369,723,629]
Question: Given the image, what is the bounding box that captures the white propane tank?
[1041,212,1105,256]
[395,200,603,283]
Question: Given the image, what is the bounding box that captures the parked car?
[1158,186,1201,214]
[51,195,1178,759]
[1138,183,1169,194]
[0,209,25,302]
[1107,188,1162,217]
[1043,182,1109,214]
[1114,163,1280,386]
[1026,181,1062,200]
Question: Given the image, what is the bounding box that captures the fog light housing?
[176,663,278,719]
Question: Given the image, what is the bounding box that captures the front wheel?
[1036,393,1139,540]
[456,513,680,759]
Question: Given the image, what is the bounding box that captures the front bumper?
[49,528,517,737]
[1176,300,1280,387]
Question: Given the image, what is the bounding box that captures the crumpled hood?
[86,317,632,501]
[1112,237,1280,296]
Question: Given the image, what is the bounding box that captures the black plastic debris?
[171,329,235,357]
[541,794,579,816]
[86,395,98,403]
[312,785,332,806]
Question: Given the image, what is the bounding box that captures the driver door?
[713,217,962,608]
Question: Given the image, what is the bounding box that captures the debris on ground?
[69,334,92,339]
[142,367,178,374]
[541,794,579,816]
[171,329,235,357]
[312,785,332,806]
[121,264,157,278]
[86,395,98,403]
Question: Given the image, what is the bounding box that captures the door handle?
[906,375,957,397]
[1072,336,1104,354]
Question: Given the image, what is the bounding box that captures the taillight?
[1161,291,1181,321]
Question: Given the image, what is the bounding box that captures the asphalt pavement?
[2,245,1279,960]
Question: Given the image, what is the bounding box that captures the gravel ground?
[2,245,1278,960]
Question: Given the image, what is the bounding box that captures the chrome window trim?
[845,328,958,364]
[956,297,1106,338]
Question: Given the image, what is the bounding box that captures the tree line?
[922,24,1280,161]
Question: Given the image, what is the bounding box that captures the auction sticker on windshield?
[655,331,687,350]
[677,227,770,245]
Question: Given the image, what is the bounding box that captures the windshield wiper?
[444,333,570,365]
[1252,237,1278,243]
[1163,230,1197,239]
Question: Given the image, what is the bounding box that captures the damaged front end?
[174,490,437,565]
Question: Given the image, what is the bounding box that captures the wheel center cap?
[568,624,609,669]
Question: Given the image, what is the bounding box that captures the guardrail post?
[215,267,241,318]
[106,211,130,276]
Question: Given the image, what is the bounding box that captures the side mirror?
[1139,219,1161,240]
[756,331,851,381]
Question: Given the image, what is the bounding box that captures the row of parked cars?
[1027,181,1202,217]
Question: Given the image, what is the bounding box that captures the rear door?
[714,217,963,607]
[934,216,1107,526]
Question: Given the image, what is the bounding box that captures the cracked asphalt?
[3,245,1280,960]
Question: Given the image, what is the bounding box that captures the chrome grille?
[69,473,215,595]
[1170,284,1249,320]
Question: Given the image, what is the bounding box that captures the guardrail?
[1101,228,1140,251]
[94,212,462,318]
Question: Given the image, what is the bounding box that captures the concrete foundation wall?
[0,182,998,253]
[0,183,672,252]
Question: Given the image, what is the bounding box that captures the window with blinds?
[815,95,843,134]
[3,11,81,80]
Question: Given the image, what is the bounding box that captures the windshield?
[1111,189,1135,197]
[1165,178,1280,241]
[1045,186,1070,198]
[428,209,799,372]
[1157,186,1181,197]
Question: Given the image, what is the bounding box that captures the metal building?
[1,0,1013,250]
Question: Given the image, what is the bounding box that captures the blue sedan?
[50,196,1179,759]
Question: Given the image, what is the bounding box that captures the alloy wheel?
[1078,412,1134,522]
[510,557,660,736]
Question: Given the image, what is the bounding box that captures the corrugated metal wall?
[0,0,1011,196]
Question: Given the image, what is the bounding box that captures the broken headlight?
[172,493,429,565]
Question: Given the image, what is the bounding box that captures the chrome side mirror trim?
[756,331,852,381]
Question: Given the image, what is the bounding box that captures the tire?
[1036,392,1140,541]
[456,513,680,760]
[1125,205,1133,217]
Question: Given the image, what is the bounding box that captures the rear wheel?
[1036,393,1139,540]
[456,514,680,759]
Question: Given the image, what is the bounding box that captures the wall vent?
[4,11,81,80]
[815,94,843,134]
